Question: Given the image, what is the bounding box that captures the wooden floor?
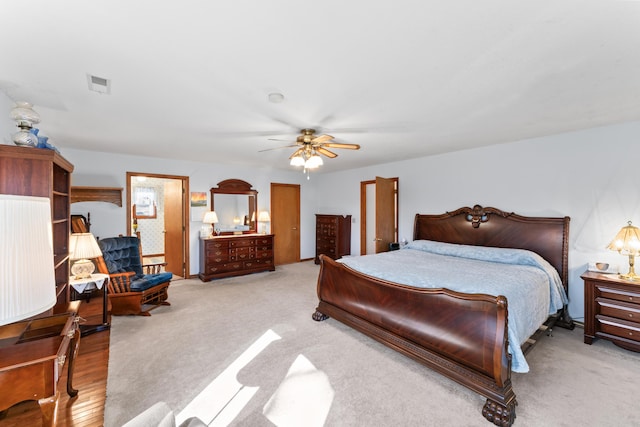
[0,296,110,427]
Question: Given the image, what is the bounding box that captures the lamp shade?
[607,221,640,279]
[203,211,219,224]
[607,221,640,254]
[0,195,56,326]
[258,211,271,222]
[69,233,102,260]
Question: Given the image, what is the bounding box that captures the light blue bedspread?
[338,240,568,373]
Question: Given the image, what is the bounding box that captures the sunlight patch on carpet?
[175,329,281,426]
[263,354,334,427]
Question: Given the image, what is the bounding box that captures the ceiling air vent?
[87,74,111,94]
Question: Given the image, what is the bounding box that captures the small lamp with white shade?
[202,211,219,237]
[69,233,103,279]
[258,211,271,234]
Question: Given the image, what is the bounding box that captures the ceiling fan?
[261,128,360,170]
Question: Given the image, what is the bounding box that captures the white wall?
[313,121,640,322]
[50,148,319,276]
[3,92,640,321]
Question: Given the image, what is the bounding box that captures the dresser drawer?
[205,240,229,250]
[231,250,254,261]
[206,248,228,258]
[229,239,255,248]
[245,258,273,270]
[596,314,640,341]
[597,286,640,304]
[255,237,273,246]
[317,236,336,245]
[206,262,243,274]
[207,253,230,263]
[255,249,273,259]
[597,298,640,322]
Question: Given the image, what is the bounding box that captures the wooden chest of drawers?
[315,214,351,264]
[199,234,275,281]
[582,271,640,352]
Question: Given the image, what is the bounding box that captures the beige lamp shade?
[607,221,640,279]
[69,233,102,279]
[201,211,219,238]
[0,195,56,326]
[258,211,270,234]
[202,211,219,224]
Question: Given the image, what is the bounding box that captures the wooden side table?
[0,302,80,427]
[582,270,640,352]
[69,273,110,335]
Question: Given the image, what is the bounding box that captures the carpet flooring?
[105,261,640,426]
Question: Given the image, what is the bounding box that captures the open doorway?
[126,172,190,279]
[360,177,398,255]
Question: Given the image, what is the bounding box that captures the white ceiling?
[2,1,640,173]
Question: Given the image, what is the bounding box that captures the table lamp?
[202,211,219,237]
[69,233,103,279]
[258,211,271,234]
[607,221,640,280]
[0,195,56,326]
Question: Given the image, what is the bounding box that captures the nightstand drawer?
[596,315,640,341]
[598,286,640,304]
[597,298,640,322]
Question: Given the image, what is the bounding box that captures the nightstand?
[69,273,110,335]
[582,271,640,352]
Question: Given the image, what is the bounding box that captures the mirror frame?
[210,179,258,235]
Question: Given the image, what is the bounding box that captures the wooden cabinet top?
[0,145,73,172]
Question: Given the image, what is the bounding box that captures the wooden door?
[271,183,300,265]
[164,180,184,277]
[375,176,396,253]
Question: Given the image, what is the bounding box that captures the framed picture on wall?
[191,191,207,221]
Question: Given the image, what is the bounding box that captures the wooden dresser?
[0,145,73,308]
[315,214,351,264]
[199,234,275,281]
[582,271,640,352]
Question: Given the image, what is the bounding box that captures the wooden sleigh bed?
[312,205,574,426]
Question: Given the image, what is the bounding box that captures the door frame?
[126,172,190,278]
[360,177,399,255]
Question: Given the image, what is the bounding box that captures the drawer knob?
[630,314,634,318]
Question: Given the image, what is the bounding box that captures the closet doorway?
[360,177,398,255]
[126,172,189,279]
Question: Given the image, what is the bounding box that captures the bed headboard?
[413,205,570,290]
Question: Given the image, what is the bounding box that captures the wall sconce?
[0,195,56,326]
[69,233,103,279]
[607,221,640,280]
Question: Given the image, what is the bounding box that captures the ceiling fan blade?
[289,148,304,159]
[316,147,338,158]
[258,144,298,152]
[322,142,361,150]
[311,134,334,144]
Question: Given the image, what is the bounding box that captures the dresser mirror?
[210,179,257,234]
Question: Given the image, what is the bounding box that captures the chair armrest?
[107,271,136,293]
[143,261,167,275]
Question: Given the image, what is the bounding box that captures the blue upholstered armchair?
[96,236,172,316]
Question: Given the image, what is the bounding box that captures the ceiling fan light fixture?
[305,154,323,169]
[290,156,305,167]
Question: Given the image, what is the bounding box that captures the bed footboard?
[313,255,517,426]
